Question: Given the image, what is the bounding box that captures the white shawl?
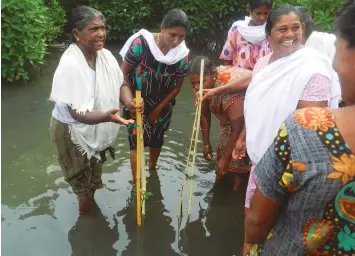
[305,31,341,108]
[119,29,189,65]
[50,44,123,160]
[231,16,267,44]
[244,47,335,164]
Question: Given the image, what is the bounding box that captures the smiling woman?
[243,6,340,214]
[49,6,134,214]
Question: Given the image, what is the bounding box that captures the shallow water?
[1,46,247,256]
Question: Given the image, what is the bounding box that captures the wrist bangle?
[205,145,211,148]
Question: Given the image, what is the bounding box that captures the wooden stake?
[136,91,142,227]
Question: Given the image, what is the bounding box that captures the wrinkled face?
[160,26,186,50]
[189,73,214,93]
[333,37,355,105]
[250,5,271,26]
[74,17,106,53]
[267,13,303,57]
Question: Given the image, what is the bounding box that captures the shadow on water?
[1,45,247,256]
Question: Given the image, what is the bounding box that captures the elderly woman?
[244,2,355,255]
[49,6,134,213]
[119,9,189,182]
[220,0,273,70]
[189,56,252,190]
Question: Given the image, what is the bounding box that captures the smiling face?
[333,37,355,105]
[160,26,186,50]
[267,12,304,57]
[74,17,106,54]
[250,5,271,26]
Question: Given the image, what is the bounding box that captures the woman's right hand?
[125,98,144,118]
[106,109,135,125]
[203,145,214,161]
[232,138,247,160]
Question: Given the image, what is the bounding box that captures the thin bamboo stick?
[187,59,204,215]
[136,91,142,227]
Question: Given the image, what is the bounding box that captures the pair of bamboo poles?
[134,59,205,226]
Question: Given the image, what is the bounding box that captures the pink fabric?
[245,163,256,209]
[219,27,271,70]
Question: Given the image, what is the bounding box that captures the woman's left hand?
[243,242,253,256]
[148,107,161,124]
[216,156,229,176]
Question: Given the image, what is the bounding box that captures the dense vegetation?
[1,0,345,83]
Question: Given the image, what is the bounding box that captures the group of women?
[49,0,355,254]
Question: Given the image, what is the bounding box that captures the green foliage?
[1,0,65,82]
[161,0,247,51]
[87,0,153,40]
[274,0,345,32]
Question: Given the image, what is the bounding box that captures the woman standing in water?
[50,6,134,213]
[220,0,273,70]
[189,56,252,190]
[119,9,189,182]
[244,1,355,254]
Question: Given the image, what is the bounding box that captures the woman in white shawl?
[220,0,273,70]
[49,6,134,214]
[243,6,337,214]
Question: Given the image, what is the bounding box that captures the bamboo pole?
[187,59,204,216]
[178,59,205,218]
[136,91,142,227]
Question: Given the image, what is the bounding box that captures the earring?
[76,38,80,42]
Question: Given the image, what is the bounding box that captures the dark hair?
[335,0,355,48]
[188,56,216,76]
[294,6,315,40]
[69,6,105,42]
[265,6,301,36]
[162,9,188,29]
[249,0,273,11]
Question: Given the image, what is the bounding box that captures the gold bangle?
[204,145,211,148]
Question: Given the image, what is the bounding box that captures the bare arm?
[68,107,110,125]
[244,187,281,244]
[224,60,233,66]
[297,100,328,109]
[120,61,135,106]
[201,69,252,102]
[200,100,212,147]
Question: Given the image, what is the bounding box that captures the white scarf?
[305,31,341,108]
[245,47,335,164]
[50,44,123,160]
[119,29,189,65]
[231,16,267,44]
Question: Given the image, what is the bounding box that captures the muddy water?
[1,46,247,256]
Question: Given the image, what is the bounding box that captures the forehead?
[273,13,301,27]
[165,26,186,34]
[86,17,105,27]
[253,5,271,13]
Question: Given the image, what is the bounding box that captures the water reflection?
[121,172,179,256]
[68,203,119,256]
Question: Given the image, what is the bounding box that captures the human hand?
[106,109,135,125]
[216,156,229,176]
[232,138,247,160]
[203,145,214,161]
[126,98,144,118]
[147,107,161,124]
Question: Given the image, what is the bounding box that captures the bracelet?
[204,145,212,148]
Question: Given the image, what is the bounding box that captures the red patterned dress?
[209,65,251,174]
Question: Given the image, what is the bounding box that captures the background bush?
[2,0,345,83]
[1,0,65,82]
